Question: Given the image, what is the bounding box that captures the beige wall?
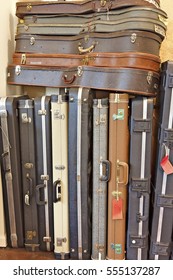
[160,0,173,62]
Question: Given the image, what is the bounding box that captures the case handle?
[78,44,95,54]
[36,184,46,206]
[53,179,62,203]
[136,192,150,222]
[117,160,129,185]
[100,160,110,182]
[25,173,33,205]
[62,74,76,84]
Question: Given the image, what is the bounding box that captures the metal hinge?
[27,3,32,11]
[163,129,173,149]
[43,236,51,243]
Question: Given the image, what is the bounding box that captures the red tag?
[160,155,173,175]
[112,198,123,220]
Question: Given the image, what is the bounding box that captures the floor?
[0,247,55,260]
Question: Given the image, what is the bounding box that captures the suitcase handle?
[26,173,33,197]
[137,192,149,222]
[78,44,95,54]
[117,161,129,185]
[100,160,110,182]
[62,74,76,84]
[53,179,61,203]
[36,184,46,206]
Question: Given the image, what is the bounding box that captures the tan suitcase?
[107,93,129,260]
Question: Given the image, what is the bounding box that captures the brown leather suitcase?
[7,64,160,97]
[107,93,129,260]
[12,52,161,72]
[15,31,162,56]
[16,0,160,19]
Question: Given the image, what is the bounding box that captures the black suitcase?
[18,99,39,251]
[68,87,94,259]
[149,61,173,260]
[0,96,27,248]
[126,97,153,260]
[34,96,54,251]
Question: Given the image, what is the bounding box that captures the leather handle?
[62,74,76,84]
[36,184,46,206]
[137,192,149,222]
[53,179,61,203]
[78,44,95,54]
[100,160,110,182]
[117,161,129,185]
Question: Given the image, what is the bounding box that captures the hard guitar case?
[13,52,161,72]
[0,171,7,247]
[16,14,166,39]
[15,30,162,56]
[149,61,173,260]
[126,97,153,260]
[34,96,54,251]
[92,98,110,260]
[18,99,39,251]
[21,6,165,25]
[0,96,27,248]
[16,0,159,19]
[51,92,70,259]
[68,87,94,260]
[107,93,129,260]
[7,65,160,97]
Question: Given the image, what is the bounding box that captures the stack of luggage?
[1,0,172,260]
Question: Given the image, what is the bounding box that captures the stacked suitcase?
[0,0,170,260]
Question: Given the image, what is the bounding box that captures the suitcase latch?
[56,238,67,246]
[129,235,147,249]
[133,119,151,132]
[131,33,137,43]
[163,129,173,149]
[24,163,33,169]
[157,194,173,208]
[30,37,35,45]
[38,109,47,115]
[43,237,52,243]
[131,178,150,193]
[26,3,32,11]
[15,65,21,76]
[26,231,37,240]
[21,54,26,64]
[151,242,170,256]
[21,113,31,123]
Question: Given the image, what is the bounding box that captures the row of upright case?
[0,87,156,260]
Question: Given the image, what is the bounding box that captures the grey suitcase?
[149,61,173,260]
[92,98,110,260]
[68,87,94,259]
[0,96,27,248]
[18,99,39,251]
[126,97,153,260]
[34,96,54,251]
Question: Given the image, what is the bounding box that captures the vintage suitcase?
[18,99,39,251]
[15,31,162,56]
[16,18,166,39]
[12,52,161,72]
[21,6,165,25]
[0,96,27,248]
[34,96,54,251]
[0,171,7,247]
[107,93,129,260]
[51,93,69,259]
[126,97,153,260]
[7,65,160,97]
[68,87,94,260]
[149,61,173,260]
[16,0,159,19]
[92,98,110,260]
